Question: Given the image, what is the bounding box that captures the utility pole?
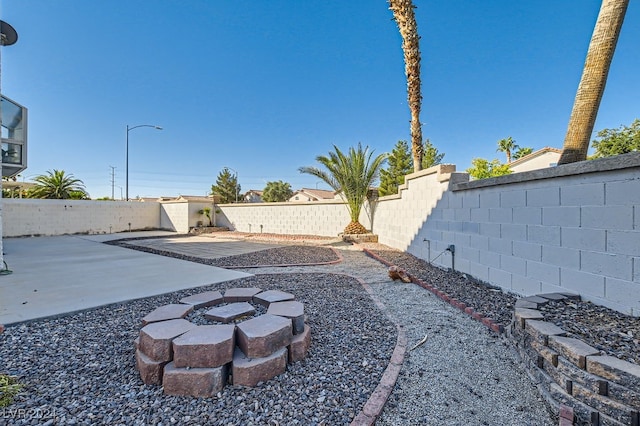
[109,166,116,200]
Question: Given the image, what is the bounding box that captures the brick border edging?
[511,294,640,426]
[360,247,504,334]
[350,277,407,426]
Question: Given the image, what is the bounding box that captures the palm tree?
[558,0,629,165]
[299,143,387,234]
[29,169,89,199]
[389,0,424,172]
[496,137,519,164]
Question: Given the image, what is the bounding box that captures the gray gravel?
[0,240,557,425]
[0,273,395,425]
[242,247,556,426]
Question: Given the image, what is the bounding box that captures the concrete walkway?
[0,232,253,325]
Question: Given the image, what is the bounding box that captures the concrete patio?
[0,232,256,325]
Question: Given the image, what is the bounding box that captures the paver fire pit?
[134,288,311,397]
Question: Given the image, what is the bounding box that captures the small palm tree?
[299,143,387,235]
[497,137,518,164]
[29,169,89,199]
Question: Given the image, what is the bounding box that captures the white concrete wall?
[372,154,640,316]
[216,200,370,236]
[2,199,161,237]
[159,201,216,233]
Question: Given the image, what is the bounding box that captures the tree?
[210,168,240,203]
[497,137,518,164]
[378,139,444,196]
[299,143,387,234]
[379,140,413,196]
[421,138,445,169]
[263,180,293,202]
[29,170,89,199]
[389,0,424,172]
[559,0,629,164]
[513,147,534,160]
[466,158,512,180]
[591,118,640,158]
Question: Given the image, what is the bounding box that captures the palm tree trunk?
[558,0,629,165]
[389,0,424,172]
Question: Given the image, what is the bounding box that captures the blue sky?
[2,1,639,199]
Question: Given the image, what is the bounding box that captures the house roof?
[509,147,562,167]
[292,188,336,200]
[245,190,263,196]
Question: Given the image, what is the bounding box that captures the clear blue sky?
[2,1,639,199]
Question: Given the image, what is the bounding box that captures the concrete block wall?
[2,199,161,237]
[374,164,457,252]
[389,153,640,316]
[216,200,369,237]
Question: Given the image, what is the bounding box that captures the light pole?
[224,166,238,203]
[126,124,162,201]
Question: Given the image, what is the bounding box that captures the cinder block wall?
[216,200,369,236]
[372,154,640,316]
[1,199,161,236]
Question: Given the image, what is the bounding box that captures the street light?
[224,166,238,203]
[126,124,162,201]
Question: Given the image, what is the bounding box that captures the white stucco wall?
[1,199,161,237]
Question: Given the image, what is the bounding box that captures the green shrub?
[0,374,23,407]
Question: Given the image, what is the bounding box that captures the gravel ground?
[0,273,395,425]
[361,244,640,367]
[7,235,613,425]
[239,247,556,426]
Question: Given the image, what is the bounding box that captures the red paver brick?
[204,302,256,323]
[173,324,236,368]
[223,287,262,303]
[236,314,292,358]
[288,324,311,363]
[232,347,287,387]
[179,290,224,308]
[139,319,196,362]
[253,290,295,307]
[163,362,228,397]
[141,304,194,326]
[267,300,305,334]
[136,349,168,385]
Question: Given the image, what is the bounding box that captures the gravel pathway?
[241,247,556,425]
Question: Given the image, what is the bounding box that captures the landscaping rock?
[179,290,224,308]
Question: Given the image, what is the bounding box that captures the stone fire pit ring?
[134,288,311,397]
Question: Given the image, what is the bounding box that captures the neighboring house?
[139,195,221,203]
[244,190,263,203]
[288,188,336,202]
[509,147,561,173]
[1,95,28,178]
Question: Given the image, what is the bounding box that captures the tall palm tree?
[496,136,519,164]
[558,0,629,165]
[389,0,424,172]
[299,143,387,234]
[29,169,89,199]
